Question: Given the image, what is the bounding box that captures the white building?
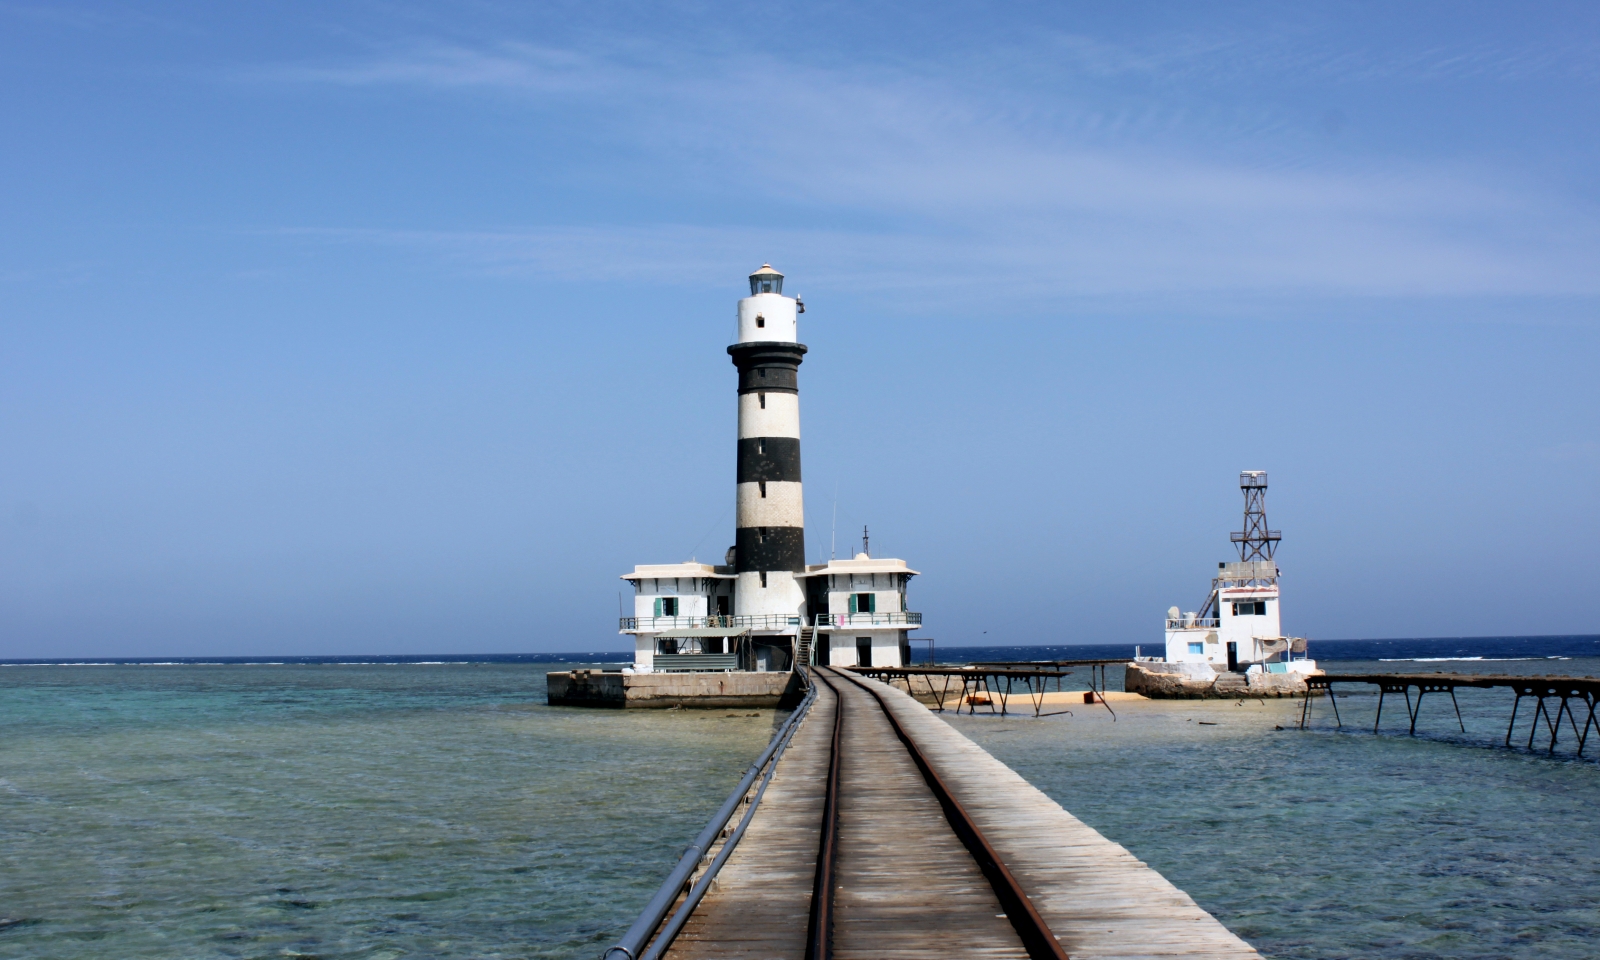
[619,265,924,673]
[1161,473,1315,676]
[798,552,921,669]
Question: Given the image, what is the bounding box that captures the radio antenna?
[830,486,838,560]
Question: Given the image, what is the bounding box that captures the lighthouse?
[609,264,925,685]
[729,264,808,619]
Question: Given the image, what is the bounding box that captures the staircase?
[795,626,816,669]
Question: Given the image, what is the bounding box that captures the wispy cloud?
[263,41,612,94]
[248,30,1600,307]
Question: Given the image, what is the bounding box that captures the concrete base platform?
[1125,661,1322,699]
[546,669,800,708]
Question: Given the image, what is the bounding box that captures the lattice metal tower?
[1230,471,1281,561]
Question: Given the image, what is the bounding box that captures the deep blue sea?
[2,635,1597,958]
[9,633,1596,668]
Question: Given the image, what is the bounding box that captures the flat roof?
[798,556,919,577]
[621,562,736,581]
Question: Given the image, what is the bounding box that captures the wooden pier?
[609,667,1258,959]
[1303,671,1600,754]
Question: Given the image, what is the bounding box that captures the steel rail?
[804,668,845,960]
[824,667,1071,960]
[601,679,817,960]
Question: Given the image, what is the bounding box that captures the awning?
[656,627,752,638]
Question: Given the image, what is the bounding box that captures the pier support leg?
[1450,688,1465,733]
[1549,697,1572,754]
[1506,693,1523,747]
[1374,687,1386,734]
[1564,696,1585,745]
[1408,688,1422,736]
[1328,685,1342,728]
[1528,698,1551,751]
[1577,695,1597,758]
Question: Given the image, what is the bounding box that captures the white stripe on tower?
[727,264,806,618]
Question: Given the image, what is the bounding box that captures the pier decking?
[615,668,1258,959]
[1303,672,1600,754]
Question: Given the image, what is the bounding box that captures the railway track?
[607,666,1261,960]
[803,666,1069,960]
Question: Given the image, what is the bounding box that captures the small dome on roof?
[853,552,869,560]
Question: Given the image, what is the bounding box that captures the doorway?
[816,634,830,666]
[1226,641,1239,672]
[855,637,872,667]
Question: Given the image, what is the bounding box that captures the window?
[759,571,767,588]
[1188,641,1205,655]
[757,439,764,454]
[657,638,678,655]
[1232,601,1267,616]
[756,314,765,328]
[656,597,678,617]
[849,593,875,614]
[759,481,767,498]
[759,392,766,409]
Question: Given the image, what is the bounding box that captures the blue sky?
[1,1,1596,657]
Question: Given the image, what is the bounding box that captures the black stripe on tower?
[734,526,806,573]
[728,341,807,394]
[737,437,801,483]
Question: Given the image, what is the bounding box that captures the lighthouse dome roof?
[747,263,784,295]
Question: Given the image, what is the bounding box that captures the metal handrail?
[620,612,924,631]
[1166,618,1221,629]
[813,611,923,627]
[601,679,817,960]
[620,614,803,631]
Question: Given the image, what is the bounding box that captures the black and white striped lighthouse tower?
[614,264,925,676]
[729,264,807,621]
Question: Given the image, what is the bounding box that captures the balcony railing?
[813,612,922,628]
[620,611,924,631]
[620,614,802,632]
[653,653,742,673]
[1166,618,1221,630]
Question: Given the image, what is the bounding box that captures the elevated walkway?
[631,671,1259,959]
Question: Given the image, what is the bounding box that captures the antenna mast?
[862,524,869,557]
[1230,471,1281,561]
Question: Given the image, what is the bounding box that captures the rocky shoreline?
[1124,660,1322,699]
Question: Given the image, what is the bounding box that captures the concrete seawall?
[547,670,800,708]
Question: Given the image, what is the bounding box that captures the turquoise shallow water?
[0,664,777,959]
[2,659,1598,959]
[952,657,1600,959]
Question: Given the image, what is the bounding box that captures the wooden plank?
[663,681,833,960]
[829,676,1026,960]
[669,672,1260,959]
[863,674,1262,959]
